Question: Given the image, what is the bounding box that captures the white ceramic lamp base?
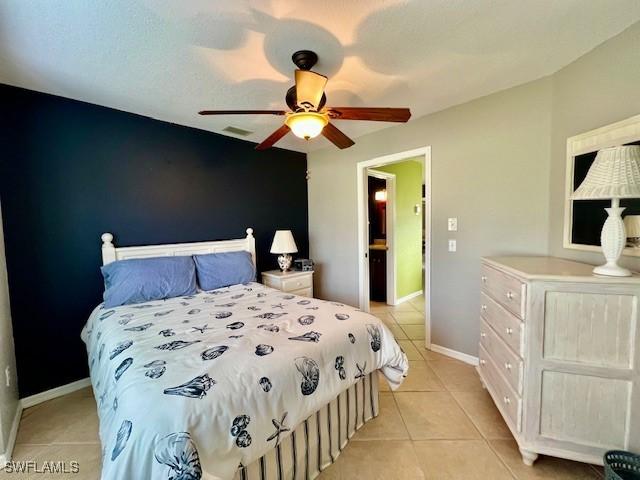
[277,254,293,272]
[594,200,631,277]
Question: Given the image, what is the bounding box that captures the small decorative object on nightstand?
[571,145,640,277]
[270,230,298,272]
[262,269,314,298]
[624,215,640,247]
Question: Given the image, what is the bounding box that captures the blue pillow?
[193,251,256,291]
[101,256,197,308]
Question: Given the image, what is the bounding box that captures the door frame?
[366,169,396,305]
[356,146,432,347]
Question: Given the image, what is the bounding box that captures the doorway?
[357,146,431,347]
[366,170,395,305]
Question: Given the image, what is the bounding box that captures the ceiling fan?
[199,50,411,150]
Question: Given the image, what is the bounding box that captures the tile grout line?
[483,437,519,480]
[389,390,413,442]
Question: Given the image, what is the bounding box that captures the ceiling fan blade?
[295,70,328,110]
[255,124,291,150]
[322,122,355,150]
[198,110,286,116]
[326,107,411,122]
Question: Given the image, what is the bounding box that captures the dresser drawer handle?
[481,276,488,283]
[506,291,514,300]
[481,304,487,312]
[504,362,512,371]
[503,395,511,405]
[480,359,486,365]
[505,327,513,335]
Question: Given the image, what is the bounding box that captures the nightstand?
[261,270,314,297]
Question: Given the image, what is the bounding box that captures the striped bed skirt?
[233,370,380,480]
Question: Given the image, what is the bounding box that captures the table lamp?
[270,230,298,271]
[571,145,640,276]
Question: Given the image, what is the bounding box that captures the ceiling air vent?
[223,126,253,136]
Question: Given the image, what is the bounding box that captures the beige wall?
[308,77,552,355]
[0,201,19,457]
[548,21,640,269]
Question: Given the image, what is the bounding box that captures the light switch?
[448,217,458,231]
[448,239,457,252]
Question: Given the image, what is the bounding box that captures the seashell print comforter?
[81,282,409,480]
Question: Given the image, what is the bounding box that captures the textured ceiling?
[1,1,639,152]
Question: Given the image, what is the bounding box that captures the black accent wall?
[0,84,308,396]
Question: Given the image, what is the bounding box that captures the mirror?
[564,114,640,256]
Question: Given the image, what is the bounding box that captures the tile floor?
[1,295,603,479]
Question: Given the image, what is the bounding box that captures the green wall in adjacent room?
[374,158,423,300]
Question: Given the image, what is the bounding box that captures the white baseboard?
[0,401,23,466]
[393,290,423,305]
[20,377,91,409]
[430,343,479,366]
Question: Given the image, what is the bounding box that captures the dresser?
[261,270,314,297]
[478,256,640,466]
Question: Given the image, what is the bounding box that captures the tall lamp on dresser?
[478,256,640,467]
[571,145,640,276]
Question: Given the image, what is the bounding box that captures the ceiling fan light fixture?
[285,112,328,140]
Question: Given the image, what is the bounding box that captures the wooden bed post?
[246,228,256,267]
[101,232,117,265]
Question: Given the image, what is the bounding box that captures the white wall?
[308,78,552,356]
[0,201,19,458]
[548,21,640,269]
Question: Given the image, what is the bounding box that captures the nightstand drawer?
[291,287,312,297]
[280,275,312,292]
[481,264,526,319]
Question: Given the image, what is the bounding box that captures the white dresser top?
[483,256,640,284]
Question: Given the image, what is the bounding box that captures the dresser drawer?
[480,319,523,393]
[480,292,524,357]
[478,344,522,432]
[481,264,526,319]
[280,275,312,292]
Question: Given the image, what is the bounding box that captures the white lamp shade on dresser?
[270,230,298,254]
[571,145,640,199]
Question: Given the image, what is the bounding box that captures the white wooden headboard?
[100,228,256,266]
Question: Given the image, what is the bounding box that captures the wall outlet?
[5,366,10,387]
[448,239,457,252]
[448,217,458,231]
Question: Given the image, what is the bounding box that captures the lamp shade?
[572,145,640,200]
[624,215,640,238]
[270,230,298,254]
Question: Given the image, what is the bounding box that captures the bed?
[81,229,409,480]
